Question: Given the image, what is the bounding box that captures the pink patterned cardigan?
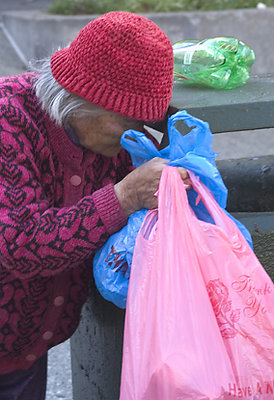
[0,73,133,374]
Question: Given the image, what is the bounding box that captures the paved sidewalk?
[47,340,73,400]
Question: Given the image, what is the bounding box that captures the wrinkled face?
[68,104,145,157]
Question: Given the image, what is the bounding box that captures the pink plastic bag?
[119,166,274,400]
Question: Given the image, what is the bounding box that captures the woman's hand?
[114,158,190,217]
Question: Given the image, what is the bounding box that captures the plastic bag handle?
[158,167,242,245]
[121,130,161,162]
[188,170,242,239]
[168,110,210,132]
[167,110,216,164]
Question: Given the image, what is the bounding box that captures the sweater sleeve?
[0,108,127,280]
[92,183,127,235]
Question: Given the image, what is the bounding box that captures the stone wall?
[2,8,274,74]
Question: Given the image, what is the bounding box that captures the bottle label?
[184,51,194,65]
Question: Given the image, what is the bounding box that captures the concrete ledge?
[2,11,94,64]
[2,8,274,73]
[217,155,274,212]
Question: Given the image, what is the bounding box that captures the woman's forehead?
[78,103,144,124]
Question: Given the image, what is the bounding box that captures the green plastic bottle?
[173,37,255,89]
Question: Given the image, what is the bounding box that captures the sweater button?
[70,175,82,186]
[42,331,53,340]
[54,296,64,306]
[26,354,37,362]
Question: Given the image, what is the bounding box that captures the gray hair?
[31,57,88,126]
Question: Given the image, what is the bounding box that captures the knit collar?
[63,122,82,148]
[43,113,96,166]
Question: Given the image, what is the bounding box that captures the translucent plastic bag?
[120,167,274,400]
[93,209,147,309]
[93,111,252,308]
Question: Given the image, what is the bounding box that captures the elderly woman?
[0,11,188,399]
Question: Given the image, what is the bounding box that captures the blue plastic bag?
[93,209,147,309]
[93,110,252,308]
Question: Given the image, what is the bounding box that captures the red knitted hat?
[50,11,174,121]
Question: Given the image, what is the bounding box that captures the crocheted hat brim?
[50,12,174,122]
[51,47,172,122]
